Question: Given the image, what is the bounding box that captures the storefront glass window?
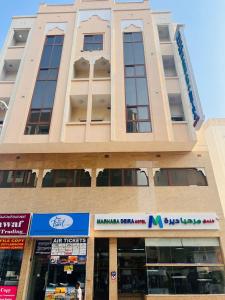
[147,266,225,294]
[118,238,146,295]
[145,238,225,295]
[28,239,87,300]
[0,249,23,286]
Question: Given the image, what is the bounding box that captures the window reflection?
[0,170,37,188]
[83,34,103,51]
[154,168,208,186]
[123,32,151,132]
[146,238,225,295]
[25,35,64,135]
[147,267,225,294]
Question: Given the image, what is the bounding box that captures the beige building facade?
[0,1,224,300]
[203,119,225,217]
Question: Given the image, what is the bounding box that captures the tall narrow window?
[25,35,64,135]
[123,32,151,133]
[168,94,185,121]
[162,55,177,77]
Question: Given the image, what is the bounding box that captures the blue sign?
[176,29,200,127]
[29,213,90,236]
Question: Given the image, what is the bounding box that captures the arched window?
[94,57,110,78]
[74,58,90,78]
[96,168,149,186]
[42,169,91,187]
[154,168,208,186]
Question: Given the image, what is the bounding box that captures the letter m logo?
[148,215,163,229]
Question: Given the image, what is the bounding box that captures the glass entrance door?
[28,254,49,300]
[93,238,109,300]
[117,238,146,298]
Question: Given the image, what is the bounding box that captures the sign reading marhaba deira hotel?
[95,213,219,230]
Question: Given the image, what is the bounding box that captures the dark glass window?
[162,55,177,77]
[146,238,225,295]
[0,248,23,286]
[168,94,185,121]
[158,25,171,42]
[96,168,149,187]
[94,239,109,300]
[147,266,225,295]
[25,35,64,135]
[154,168,208,186]
[42,169,91,187]
[123,32,151,133]
[0,170,37,188]
[83,35,103,51]
[118,238,146,294]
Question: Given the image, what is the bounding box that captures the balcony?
[0,60,21,82]
[10,29,29,47]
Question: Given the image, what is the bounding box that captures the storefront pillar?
[85,237,94,300]
[16,239,33,300]
[109,238,118,300]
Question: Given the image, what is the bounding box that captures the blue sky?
[0,0,224,119]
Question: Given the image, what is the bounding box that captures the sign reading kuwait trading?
[0,214,31,236]
[95,213,219,230]
[30,213,90,236]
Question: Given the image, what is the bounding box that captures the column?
[109,238,118,300]
[85,237,94,300]
[17,238,33,300]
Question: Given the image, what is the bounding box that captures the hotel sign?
[95,213,219,230]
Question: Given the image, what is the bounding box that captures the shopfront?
[94,213,225,299]
[0,214,31,300]
[28,213,89,300]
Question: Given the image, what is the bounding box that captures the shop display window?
[0,244,23,287]
[96,168,149,186]
[28,239,87,300]
[145,238,225,295]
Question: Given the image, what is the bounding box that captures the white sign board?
[95,213,219,231]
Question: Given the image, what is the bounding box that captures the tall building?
[0,0,224,300]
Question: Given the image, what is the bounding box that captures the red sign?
[0,286,17,300]
[0,239,25,250]
[0,214,30,236]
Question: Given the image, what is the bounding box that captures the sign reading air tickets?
[94,213,220,230]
